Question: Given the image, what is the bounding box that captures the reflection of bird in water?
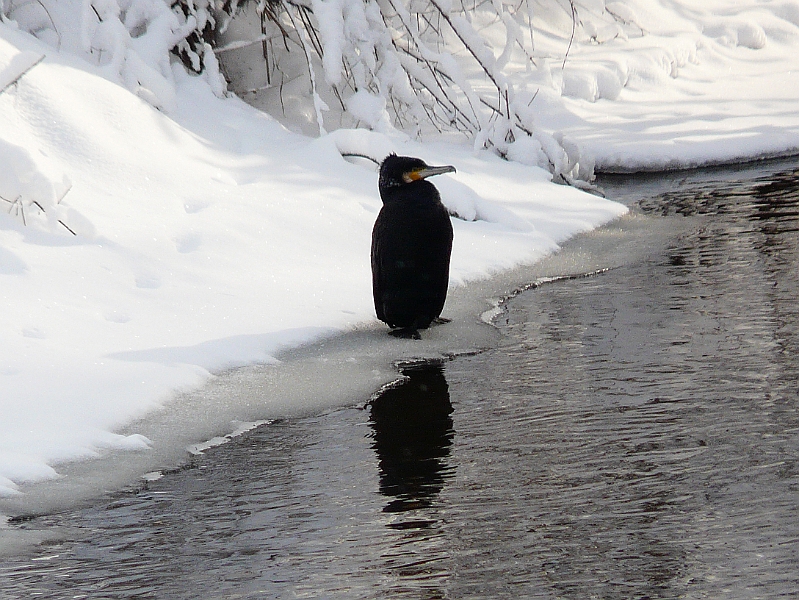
[369,363,454,514]
[372,154,455,339]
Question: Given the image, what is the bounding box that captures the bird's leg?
[389,327,422,340]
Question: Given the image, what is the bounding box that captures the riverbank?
[1,21,626,502]
[0,203,649,529]
[2,157,796,597]
[3,154,796,531]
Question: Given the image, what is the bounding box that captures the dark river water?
[2,163,799,598]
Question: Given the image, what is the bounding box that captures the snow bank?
[217,0,799,171]
[526,0,799,170]
[0,22,625,501]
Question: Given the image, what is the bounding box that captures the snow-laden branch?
[1,0,603,182]
[284,0,329,134]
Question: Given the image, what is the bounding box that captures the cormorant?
[372,154,455,339]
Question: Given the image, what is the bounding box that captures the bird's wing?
[371,214,386,322]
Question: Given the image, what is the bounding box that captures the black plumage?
[371,154,455,339]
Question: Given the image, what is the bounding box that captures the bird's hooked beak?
[403,164,456,183]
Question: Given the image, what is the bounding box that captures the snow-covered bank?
[219,0,799,171]
[528,0,799,170]
[0,207,659,534]
[0,23,625,503]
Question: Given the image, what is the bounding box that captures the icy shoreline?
[1,28,626,501]
[0,207,653,551]
[3,151,797,551]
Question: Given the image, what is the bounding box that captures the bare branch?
[0,54,45,96]
[340,153,380,165]
[429,1,508,117]
[58,220,77,236]
[563,0,577,69]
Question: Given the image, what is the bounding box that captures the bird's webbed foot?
[389,327,422,340]
[432,317,451,325]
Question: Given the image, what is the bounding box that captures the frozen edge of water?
[0,209,678,555]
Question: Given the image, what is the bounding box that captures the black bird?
[372,154,455,339]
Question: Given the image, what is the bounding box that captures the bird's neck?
[380,181,439,205]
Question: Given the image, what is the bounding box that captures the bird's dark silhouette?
[369,363,454,513]
[372,154,455,339]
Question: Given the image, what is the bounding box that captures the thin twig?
[56,182,72,204]
[563,0,577,69]
[525,0,535,53]
[430,0,509,118]
[340,153,380,165]
[213,34,269,54]
[34,0,61,49]
[283,0,326,134]
[260,11,271,85]
[0,54,45,96]
[58,220,77,235]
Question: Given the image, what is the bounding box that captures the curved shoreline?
[4,153,798,551]
[0,209,663,533]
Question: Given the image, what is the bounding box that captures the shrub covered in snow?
[3,0,790,181]
[0,0,228,110]
[1,0,605,179]
[214,0,604,181]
